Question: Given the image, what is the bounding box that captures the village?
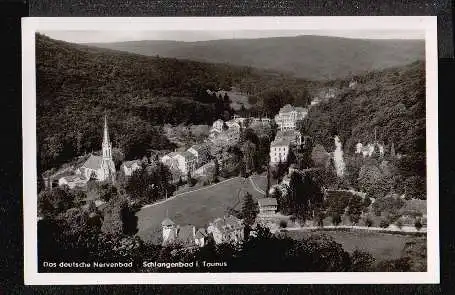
[39,79,427,252]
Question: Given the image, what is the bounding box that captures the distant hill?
[87,35,425,80]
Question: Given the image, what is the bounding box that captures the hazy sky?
[40,30,425,44]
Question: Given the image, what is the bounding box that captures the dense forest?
[300,60,426,199]
[36,34,315,173]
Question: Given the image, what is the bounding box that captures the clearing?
[136,176,266,244]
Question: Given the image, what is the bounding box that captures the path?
[279,225,427,234]
[141,177,240,209]
[248,176,266,195]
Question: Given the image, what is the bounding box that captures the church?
[75,115,116,182]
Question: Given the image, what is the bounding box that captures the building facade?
[274,104,307,131]
[269,139,290,165]
[257,198,278,216]
[207,215,244,245]
[121,160,142,176]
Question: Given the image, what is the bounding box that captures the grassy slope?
[88,35,425,80]
[136,177,266,244]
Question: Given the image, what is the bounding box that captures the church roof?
[161,218,175,226]
[280,104,294,113]
[195,228,208,239]
[81,154,103,170]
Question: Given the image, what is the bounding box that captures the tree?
[98,182,118,202]
[347,195,364,224]
[414,218,423,231]
[38,187,75,218]
[241,192,258,226]
[265,165,271,197]
[350,250,375,271]
[240,140,257,175]
[332,213,342,226]
[213,158,220,183]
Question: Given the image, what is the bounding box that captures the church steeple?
[102,113,112,160]
[103,113,110,145]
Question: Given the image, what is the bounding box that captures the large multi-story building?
[160,151,197,175]
[269,138,291,165]
[274,104,307,130]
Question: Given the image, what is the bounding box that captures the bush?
[379,219,390,228]
[365,218,373,227]
[279,220,288,228]
[414,219,423,231]
[332,213,342,226]
[395,219,403,229]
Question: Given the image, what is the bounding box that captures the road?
[278,225,427,234]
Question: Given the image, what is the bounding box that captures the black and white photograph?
[22,17,439,284]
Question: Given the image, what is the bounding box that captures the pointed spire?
[103,112,110,144]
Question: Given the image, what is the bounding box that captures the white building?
[75,115,116,182]
[355,142,385,158]
[121,160,142,176]
[211,119,225,133]
[207,215,244,245]
[274,104,307,131]
[160,151,197,175]
[257,198,278,216]
[269,139,291,165]
[58,175,88,189]
[187,143,210,167]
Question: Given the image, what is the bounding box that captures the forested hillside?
[301,60,426,198]
[88,35,424,80]
[36,34,314,173]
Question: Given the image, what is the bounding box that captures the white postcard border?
[22,16,439,285]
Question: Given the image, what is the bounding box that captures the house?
[161,218,209,248]
[274,104,307,130]
[211,119,225,133]
[160,151,196,175]
[121,160,142,176]
[257,198,278,216]
[207,215,244,245]
[58,175,88,189]
[187,143,210,167]
[75,115,116,182]
[269,139,291,165]
[355,142,385,158]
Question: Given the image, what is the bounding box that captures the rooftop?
[81,154,103,170]
[258,198,278,207]
[161,218,175,226]
[211,215,243,232]
[122,159,141,168]
[271,139,291,147]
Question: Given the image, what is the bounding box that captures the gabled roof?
[258,198,278,207]
[211,215,243,232]
[280,104,294,113]
[81,154,103,170]
[181,151,196,161]
[195,228,208,239]
[60,175,87,182]
[122,159,141,168]
[161,218,175,226]
[176,225,196,245]
[189,143,209,154]
[271,139,290,147]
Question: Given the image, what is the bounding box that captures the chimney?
[192,226,196,238]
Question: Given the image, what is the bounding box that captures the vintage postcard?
[22,16,439,284]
